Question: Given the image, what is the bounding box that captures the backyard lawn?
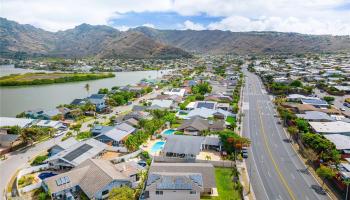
[202,167,242,200]
[226,116,236,126]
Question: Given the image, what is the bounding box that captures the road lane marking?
[255,91,297,200]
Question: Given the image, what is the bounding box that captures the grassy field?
[202,168,242,200]
[0,72,115,86]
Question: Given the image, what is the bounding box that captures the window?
[190,191,196,194]
[156,191,163,195]
[102,190,109,195]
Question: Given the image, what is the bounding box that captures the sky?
[1,0,350,35]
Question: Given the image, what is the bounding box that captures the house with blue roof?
[301,98,329,108]
[87,94,107,112]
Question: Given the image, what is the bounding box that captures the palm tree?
[84,83,90,96]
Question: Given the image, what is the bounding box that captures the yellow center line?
[253,83,297,200]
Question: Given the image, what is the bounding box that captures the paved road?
[0,135,64,199]
[242,68,330,200]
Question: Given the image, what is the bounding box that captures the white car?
[340,108,346,111]
[54,130,67,137]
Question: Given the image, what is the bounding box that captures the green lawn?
[76,131,92,140]
[226,116,236,125]
[202,168,242,200]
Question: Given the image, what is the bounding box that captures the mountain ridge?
[1,17,350,59]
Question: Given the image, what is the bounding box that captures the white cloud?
[142,23,155,28]
[183,20,205,30]
[1,0,350,35]
[207,16,350,35]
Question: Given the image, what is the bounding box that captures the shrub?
[31,155,48,166]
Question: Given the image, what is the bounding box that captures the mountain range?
[1,17,350,59]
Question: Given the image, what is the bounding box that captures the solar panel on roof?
[63,143,93,162]
[64,176,70,183]
[197,102,215,109]
[56,178,62,186]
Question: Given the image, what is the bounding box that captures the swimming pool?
[162,129,176,135]
[38,172,57,180]
[150,141,165,153]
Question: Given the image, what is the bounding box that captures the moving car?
[340,108,346,111]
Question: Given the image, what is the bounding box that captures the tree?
[98,88,109,94]
[316,165,335,187]
[84,83,90,96]
[323,96,335,104]
[287,126,299,141]
[108,186,134,200]
[295,118,309,133]
[344,178,350,200]
[303,148,318,169]
[290,80,303,88]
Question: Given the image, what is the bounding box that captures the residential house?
[43,159,138,200]
[87,94,107,112]
[296,111,334,122]
[308,121,350,136]
[301,98,329,108]
[46,139,108,170]
[177,117,224,136]
[0,117,35,128]
[164,88,186,97]
[25,108,64,120]
[0,134,20,154]
[159,135,221,161]
[150,99,175,110]
[323,134,350,159]
[143,162,217,200]
[35,120,66,130]
[92,123,135,147]
[48,137,79,156]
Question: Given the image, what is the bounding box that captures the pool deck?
[141,138,165,156]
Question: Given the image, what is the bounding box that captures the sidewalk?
[237,70,256,200]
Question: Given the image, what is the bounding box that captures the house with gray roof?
[143,162,217,200]
[160,135,221,161]
[177,117,224,136]
[150,99,175,110]
[296,111,334,122]
[0,117,35,128]
[48,137,79,156]
[43,159,139,200]
[92,123,135,147]
[46,139,108,170]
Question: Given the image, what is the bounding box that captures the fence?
[17,164,49,179]
[111,149,142,163]
[19,182,42,193]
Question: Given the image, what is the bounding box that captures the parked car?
[344,102,350,108]
[137,160,147,167]
[242,152,248,159]
[340,108,346,111]
[311,185,327,195]
[54,130,66,137]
